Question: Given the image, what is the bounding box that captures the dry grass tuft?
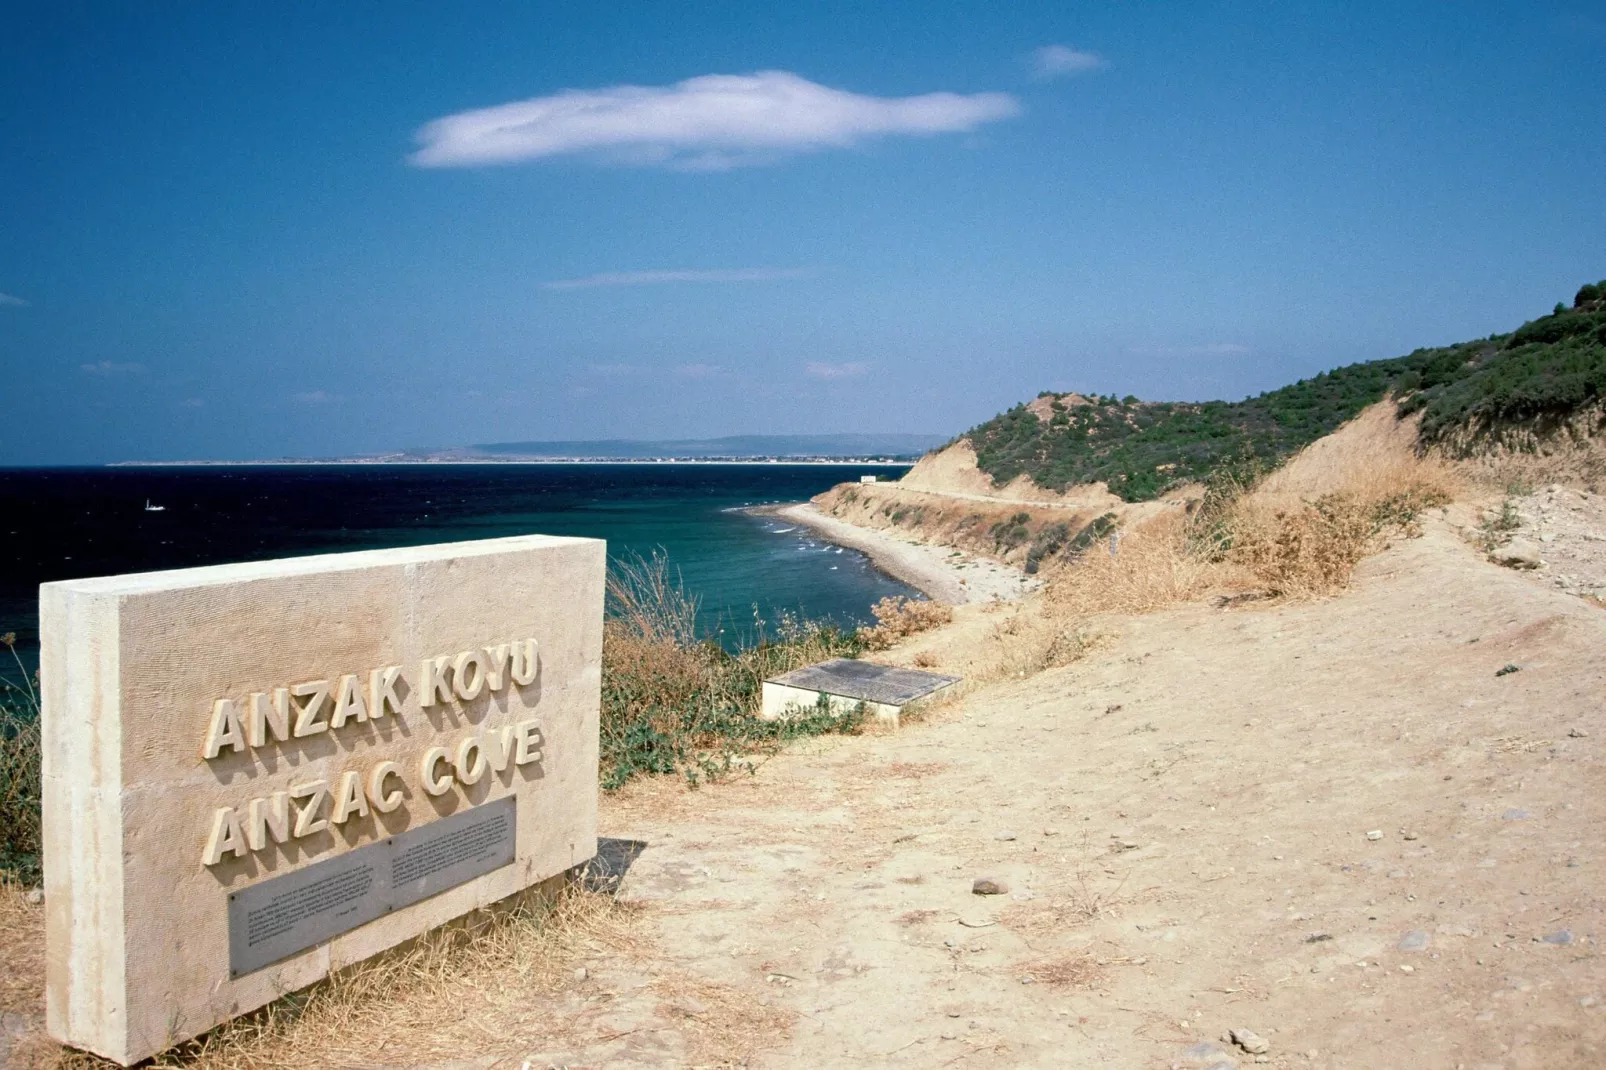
[14,883,644,1070]
[859,596,954,651]
[607,548,702,648]
[1025,953,1104,989]
[1,633,43,884]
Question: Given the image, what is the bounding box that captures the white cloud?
[545,267,809,291]
[0,292,26,308]
[293,390,334,404]
[1127,343,1251,358]
[805,361,869,380]
[412,70,1019,170]
[80,360,145,375]
[1030,44,1107,80]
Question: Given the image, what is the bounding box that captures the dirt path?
[8,518,1602,1069]
[871,482,1093,510]
[540,519,1606,1069]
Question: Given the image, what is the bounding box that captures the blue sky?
[2,2,1603,463]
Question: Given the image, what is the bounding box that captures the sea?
[0,463,915,681]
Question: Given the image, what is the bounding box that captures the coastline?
[105,459,919,468]
[747,502,1035,605]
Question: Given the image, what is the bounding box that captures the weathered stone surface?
[1174,1041,1239,1069]
[972,877,1008,895]
[1398,929,1430,952]
[1490,541,1543,569]
[41,534,604,1065]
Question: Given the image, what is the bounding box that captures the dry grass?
[1043,509,1228,619]
[1,876,45,1017]
[896,908,942,926]
[607,547,701,647]
[651,974,796,1067]
[14,883,645,1070]
[884,761,946,779]
[1,634,43,884]
[859,596,954,651]
[600,552,867,788]
[1037,404,1461,613]
[1212,438,1459,599]
[1025,953,1104,989]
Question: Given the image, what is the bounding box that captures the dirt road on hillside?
[565,519,1606,1069]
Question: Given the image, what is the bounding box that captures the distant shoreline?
[745,502,1034,606]
[106,458,919,468]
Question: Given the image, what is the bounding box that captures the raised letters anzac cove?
[40,534,604,1065]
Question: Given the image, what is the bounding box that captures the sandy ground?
[763,502,1038,605]
[7,511,1605,1068]
[541,517,1606,1069]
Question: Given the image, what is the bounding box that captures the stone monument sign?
[40,534,604,1065]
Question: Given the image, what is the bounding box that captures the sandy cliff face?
[897,439,1124,508]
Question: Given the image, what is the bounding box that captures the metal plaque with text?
[227,796,517,977]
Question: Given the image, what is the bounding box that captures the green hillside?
[963,281,1606,502]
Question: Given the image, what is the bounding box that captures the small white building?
[859,474,878,483]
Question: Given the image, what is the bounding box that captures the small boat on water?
[144,500,166,512]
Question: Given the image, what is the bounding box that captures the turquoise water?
[0,463,915,678]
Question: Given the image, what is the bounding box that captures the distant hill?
[962,280,1606,501]
[401,433,946,461]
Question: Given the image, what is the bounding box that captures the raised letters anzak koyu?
[199,638,542,866]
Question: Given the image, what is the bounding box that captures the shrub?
[1023,521,1072,574]
[989,511,1033,550]
[600,554,867,789]
[858,596,954,650]
[965,282,1606,497]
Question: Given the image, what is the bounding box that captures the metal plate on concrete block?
[764,658,959,705]
[228,797,515,977]
[390,795,517,911]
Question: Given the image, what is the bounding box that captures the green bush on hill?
[964,281,1606,501]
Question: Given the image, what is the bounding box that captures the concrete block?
[40,534,604,1065]
[760,659,959,726]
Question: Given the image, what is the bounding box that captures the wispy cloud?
[178,397,205,409]
[1127,343,1251,358]
[80,360,145,375]
[0,292,26,308]
[412,70,1019,170]
[805,361,869,380]
[1030,44,1107,80]
[293,390,334,404]
[673,363,720,379]
[544,267,810,291]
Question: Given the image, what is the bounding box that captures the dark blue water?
[0,464,914,679]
